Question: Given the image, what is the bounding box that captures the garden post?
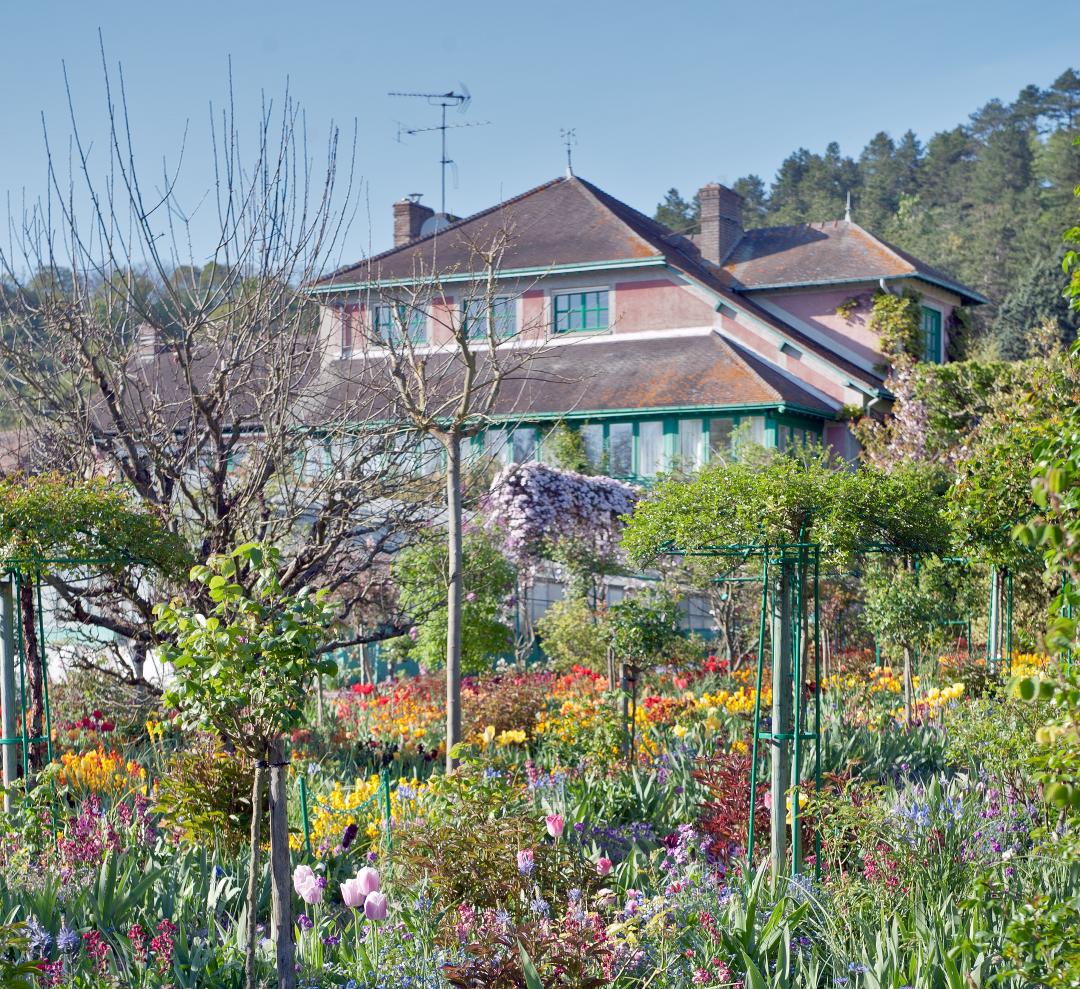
[770,555,793,879]
[267,738,295,989]
[444,432,463,772]
[0,578,15,809]
[244,761,266,989]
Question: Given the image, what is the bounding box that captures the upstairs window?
[463,296,517,339]
[372,303,427,345]
[553,290,609,334]
[920,306,942,364]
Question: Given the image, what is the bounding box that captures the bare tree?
[0,57,434,696]
[319,227,558,770]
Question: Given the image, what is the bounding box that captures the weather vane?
[560,128,577,177]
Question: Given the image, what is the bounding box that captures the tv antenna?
[560,128,577,177]
[389,85,491,214]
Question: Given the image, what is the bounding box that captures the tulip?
[355,866,381,897]
[364,891,388,921]
[545,814,565,839]
[482,724,496,746]
[298,875,324,905]
[293,865,315,892]
[596,856,613,877]
[340,877,365,909]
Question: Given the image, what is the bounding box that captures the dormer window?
[463,296,517,339]
[373,303,427,345]
[553,290,609,333]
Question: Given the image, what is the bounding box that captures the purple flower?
[298,914,314,931]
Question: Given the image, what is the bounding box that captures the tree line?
[655,68,1080,359]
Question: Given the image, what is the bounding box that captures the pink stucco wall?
[611,278,715,332]
[760,284,957,367]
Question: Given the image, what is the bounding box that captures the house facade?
[311,173,985,483]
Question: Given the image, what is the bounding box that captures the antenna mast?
[389,87,490,214]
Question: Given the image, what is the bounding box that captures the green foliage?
[154,542,336,758]
[393,528,516,674]
[535,596,609,672]
[861,559,962,656]
[154,740,262,854]
[622,450,951,570]
[868,290,923,361]
[542,423,592,475]
[609,588,682,669]
[652,188,700,233]
[0,472,186,575]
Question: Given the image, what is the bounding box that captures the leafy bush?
[463,673,553,740]
[535,596,609,672]
[153,739,260,853]
[394,529,517,673]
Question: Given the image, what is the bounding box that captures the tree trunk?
[244,761,266,989]
[267,739,295,989]
[902,645,914,727]
[19,581,45,773]
[770,561,793,880]
[444,433,464,773]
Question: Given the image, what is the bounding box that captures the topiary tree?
[154,543,335,989]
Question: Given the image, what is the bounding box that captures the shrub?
[153,739,260,853]
[463,673,553,740]
[693,749,768,867]
[535,596,609,673]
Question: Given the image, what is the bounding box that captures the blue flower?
[57,925,80,954]
[530,896,550,918]
[848,962,867,975]
[26,918,51,956]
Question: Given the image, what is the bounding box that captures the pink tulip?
[364,891,388,921]
[340,877,365,909]
[293,865,324,903]
[516,849,535,876]
[596,856,613,877]
[545,814,565,839]
[356,866,381,897]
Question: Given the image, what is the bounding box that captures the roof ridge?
[566,176,669,259]
[317,175,570,284]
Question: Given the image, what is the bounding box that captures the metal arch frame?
[0,552,138,794]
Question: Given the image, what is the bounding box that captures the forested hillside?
[655,69,1080,358]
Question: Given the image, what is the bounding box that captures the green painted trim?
[309,256,667,294]
[738,272,988,306]
[486,401,835,424]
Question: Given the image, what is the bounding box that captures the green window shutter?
[920,306,942,363]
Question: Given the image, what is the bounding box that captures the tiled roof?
[307,331,837,426]
[722,220,988,304]
[316,177,664,286]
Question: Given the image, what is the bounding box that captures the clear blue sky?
[2,0,1073,268]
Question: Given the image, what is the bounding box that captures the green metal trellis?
[0,553,135,803]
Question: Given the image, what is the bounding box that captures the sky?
[1,0,1074,270]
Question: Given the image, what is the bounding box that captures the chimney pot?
[393,196,435,246]
[698,183,744,265]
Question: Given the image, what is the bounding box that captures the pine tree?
[653,188,700,233]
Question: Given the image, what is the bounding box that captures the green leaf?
[517,941,544,989]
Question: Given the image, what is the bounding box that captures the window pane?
[678,418,703,468]
[746,416,766,446]
[485,428,511,465]
[638,421,664,477]
[609,423,632,476]
[553,291,608,333]
[709,418,733,460]
[512,428,537,463]
[921,306,942,363]
[582,424,603,470]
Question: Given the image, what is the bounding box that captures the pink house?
[311,173,985,477]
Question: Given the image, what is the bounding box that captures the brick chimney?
[135,322,160,362]
[393,194,434,246]
[698,183,743,264]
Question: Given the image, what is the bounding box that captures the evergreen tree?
[993,250,1080,359]
[732,175,768,226]
[653,188,700,233]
